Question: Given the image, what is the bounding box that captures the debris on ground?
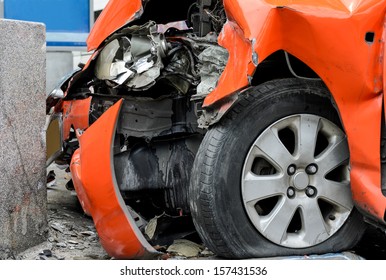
[46,170,56,187]
[200,247,215,257]
[145,213,199,249]
[166,239,205,258]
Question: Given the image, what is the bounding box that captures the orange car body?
[53,0,385,258]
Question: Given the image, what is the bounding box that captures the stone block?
[0,19,47,259]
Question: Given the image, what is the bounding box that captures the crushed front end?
[46,0,386,259]
[46,0,229,259]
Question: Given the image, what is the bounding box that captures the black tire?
[189,78,366,258]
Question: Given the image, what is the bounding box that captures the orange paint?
[70,151,92,216]
[70,100,159,259]
[203,0,386,221]
[62,97,91,140]
[202,21,253,106]
[87,0,143,51]
[62,0,386,258]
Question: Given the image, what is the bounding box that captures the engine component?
[95,22,169,90]
[195,45,228,99]
[190,0,226,36]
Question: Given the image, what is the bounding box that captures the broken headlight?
[95,22,169,90]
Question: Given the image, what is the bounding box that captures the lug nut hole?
[306,163,318,175]
[305,186,317,198]
[287,187,296,198]
[287,164,297,175]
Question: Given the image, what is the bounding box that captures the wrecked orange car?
[46,0,386,259]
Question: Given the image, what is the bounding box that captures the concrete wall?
[0,19,47,259]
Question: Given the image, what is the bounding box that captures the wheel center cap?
[293,171,309,190]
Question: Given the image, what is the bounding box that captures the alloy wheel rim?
[241,114,353,248]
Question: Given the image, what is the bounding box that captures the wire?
[284,51,321,81]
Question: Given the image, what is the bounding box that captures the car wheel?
[189,78,366,258]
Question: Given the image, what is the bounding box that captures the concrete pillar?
[0,19,47,259]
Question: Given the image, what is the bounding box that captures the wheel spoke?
[316,137,349,174]
[253,128,294,172]
[317,178,353,211]
[243,172,285,204]
[301,201,329,245]
[261,199,297,244]
[296,115,320,160]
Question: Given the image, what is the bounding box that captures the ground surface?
[16,166,110,260]
[14,164,386,260]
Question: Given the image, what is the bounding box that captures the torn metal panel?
[202,20,253,107]
[197,92,239,128]
[95,22,169,90]
[62,97,91,141]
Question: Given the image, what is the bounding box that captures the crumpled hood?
[264,0,371,14]
[87,0,376,52]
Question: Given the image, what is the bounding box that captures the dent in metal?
[198,93,239,128]
[202,20,253,107]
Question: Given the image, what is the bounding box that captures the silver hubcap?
[241,114,353,248]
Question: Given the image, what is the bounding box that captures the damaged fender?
[203,0,386,222]
[202,20,254,107]
[70,100,159,259]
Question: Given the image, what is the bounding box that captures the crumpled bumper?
[70,99,159,259]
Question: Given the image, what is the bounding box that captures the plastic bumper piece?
[70,99,159,259]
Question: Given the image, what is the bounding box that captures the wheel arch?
[206,36,386,222]
[251,49,345,131]
[252,45,386,223]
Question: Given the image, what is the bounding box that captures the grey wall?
[0,19,47,259]
[46,51,74,94]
